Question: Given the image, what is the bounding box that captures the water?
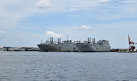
[0,51,137,81]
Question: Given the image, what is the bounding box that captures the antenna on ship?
[67,36,68,41]
[79,38,81,43]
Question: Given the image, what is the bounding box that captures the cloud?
[0,30,5,38]
[62,0,110,12]
[0,31,5,34]
[64,8,78,12]
[46,31,63,38]
[71,25,91,30]
[119,0,137,3]
[0,0,37,28]
[81,0,110,5]
[81,25,91,30]
[36,0,52,8]
[0,0,111,28]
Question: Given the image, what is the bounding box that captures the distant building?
[0,47,39,51]
[118,48,129,52]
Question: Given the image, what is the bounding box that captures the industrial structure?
[128,35,137,52]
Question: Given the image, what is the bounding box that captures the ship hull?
[38,44,58,52]
[38,44,78,52]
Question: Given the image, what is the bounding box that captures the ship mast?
[67,36,68,41]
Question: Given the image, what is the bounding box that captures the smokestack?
[58,38,61,44]
[92,38,95,43]
[50,37,53,43]
[88,38,91,43]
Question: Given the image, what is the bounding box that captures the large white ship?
[76,38,111,52]
[37,37,78,52]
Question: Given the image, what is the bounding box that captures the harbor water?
[0,51,137,81]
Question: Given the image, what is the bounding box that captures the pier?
[0,47,39,51]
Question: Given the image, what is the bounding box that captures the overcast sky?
[0,0,137,48]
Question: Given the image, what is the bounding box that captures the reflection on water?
[0,51,137,81]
